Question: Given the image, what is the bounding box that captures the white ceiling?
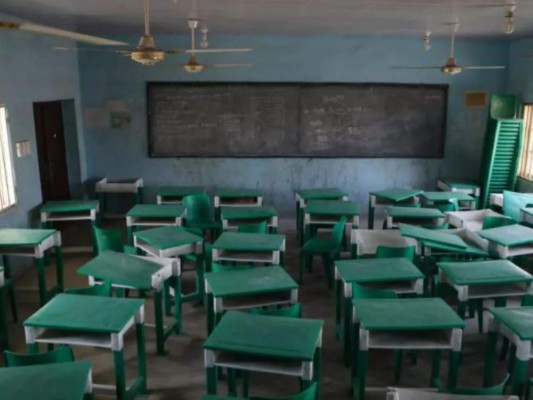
[1,0,533,38]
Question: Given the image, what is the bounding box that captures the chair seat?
[301,237,334,254]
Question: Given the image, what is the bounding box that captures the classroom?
[1,0,533,399]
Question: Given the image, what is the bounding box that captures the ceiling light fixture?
[504,4,516,34]
[423,31,431,52]
[200,26,209,48]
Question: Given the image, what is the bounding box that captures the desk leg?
[355,350,368,400]
[136,188,143,205]
[343,297,352,366]
[2,256,17,322]
[55,245,64,293]
[174,275,182,335]
[113,350,126,400]
[127,227,133,246]
[447,350,460,389]
[334,279,342,340]
[136,321,148,394]
[457,301,466,320]
[35,257,47,305]
[195,253,205,304]
[430,350,441,387]
[206,366,217,394]
[350,322,360,388]
[314,346,322,398]
[511,358,528,396]
[368,201,374,229]
[207,294,214,335]
[153,290,165,356]
[91,220,98,256]
[280,251,285,269]
[484,331,498,386]
[0,285,8,350]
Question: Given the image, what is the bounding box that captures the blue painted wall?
[78,35,508,215]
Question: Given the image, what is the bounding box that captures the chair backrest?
[251,383,317,400]
[93,226,124,254]
[250,303,302,318]
[352,282,398,299]
[4,346,75,367]
[237,221,268,234]
[210,262,254,273]
[387,387,518,400]
[331,217,347,249]
[183,193,212,224]
[65,282,112,297]
[428,199,458,213]
[482,216,517,230]
[376,245,416,262]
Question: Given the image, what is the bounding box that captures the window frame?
[0,105,17,213]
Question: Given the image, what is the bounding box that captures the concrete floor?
[4,219,514,399]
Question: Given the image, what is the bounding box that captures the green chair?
[427,199,459,213]
[299,217,346,288]
[65,282,112,297]
[376,245,416,262]
[93,226,137,255]
[237,221,268,234]
[251,383,317,400]
[4,346,75,366]
[183,194,221,242]
[481,216,517,230]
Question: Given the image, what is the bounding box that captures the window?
[0,106,16,211]
[519,105,533,180]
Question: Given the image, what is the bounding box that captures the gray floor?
[4,219,513,399]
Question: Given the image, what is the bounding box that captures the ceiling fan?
[391,22,505,75]
[0,20,127,46]
[54,0,252,66]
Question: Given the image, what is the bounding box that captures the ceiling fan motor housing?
[132,34,165,65]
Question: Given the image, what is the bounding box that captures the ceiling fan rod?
[449,23,458,58]
[144,0,150,36]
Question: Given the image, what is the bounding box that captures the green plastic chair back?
[376,245,416,262]
[251,383,317,400]
[503,191,533,221]
[428,199,458,213]
[250,303,302,318]
[210,262,254,273]
[352,282,398,299]
[65,282,112,297]
[481,216,517,230]
[183,193,213,225]
[237,221,268,234]
[4,346,75,367]
[93,226,124,254]
[331,217,347,249]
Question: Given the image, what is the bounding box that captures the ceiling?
[1,0,533,38]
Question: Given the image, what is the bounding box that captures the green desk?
[295,188,348,242]
[78,250,181,355]
[0,228,63,305]
[446,209,503,231]
[133,226,204,304]
[385,206,445,229]
[334,258,424,363]
[214,189,263,220]
[212,232,286,267]
[126,204,186,244]
[368,188,423,229]
[95,178,143,218]
[304,200,359,243]
[156,186,205,204]
[351,298,465,400]
[221,205,278,233]
[436,179,480,209]
[350,229,419,258]
[420,228,488,259]
[24,294,146,400]
[0,266,7,350]
[204,266,298,334]
[478,224,533,258]
[420,191,476,211]
[0,360,93,400]
[438,260,533,320]
[484,307,533,395]
[204,311,323,396]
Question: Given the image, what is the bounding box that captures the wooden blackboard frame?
[147,82,448,159]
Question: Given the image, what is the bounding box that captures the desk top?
[205,266,297,297]
[370,188,423,202]
[399,224,466,249]
[296,188,346,200]
[24,294,144,333]
[438,260,533,286]
[336,258,423,283]
[221,206,277,220]
[387,207,444,218]
[488,307,533,340]
[78,251,168,290]
[353,298,465,331]
[204,311,323,361]
[213,232,285,252]
[478,224,533,246]
[126,204,185,218]
[0,361,91,400]
[420,192,475,202]
[41,200,99,213]
[306,200,360,216]
[215,189,263,198]
[0,229,56,246]
[157,186,205,196]
[134,226,202,250]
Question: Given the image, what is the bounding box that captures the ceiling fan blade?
[53,46,132,54]
[0,21,128,46]
[390,66,442,69]
[185,48,252,54]
[463,66,506,70]
[209,64,253,68]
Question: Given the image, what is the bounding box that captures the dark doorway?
[33,101,70,201]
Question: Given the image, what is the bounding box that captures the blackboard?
[147,83,448,158]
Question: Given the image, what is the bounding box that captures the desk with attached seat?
[436,179,480,209]
[446,209,503,231]
[126,204,185,244]
[478,224,533,258]
[212,232,285,267]
[385,207,445,229]
[419,191,476,211]
[368,188,423,229]
[350,229,419,258]
[95,178,143,218]
[214,189,263,220]
[303,200,359,243]
[220,206,278,233]
[156,186,205,204]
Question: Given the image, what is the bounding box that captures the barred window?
[0,106,17,212]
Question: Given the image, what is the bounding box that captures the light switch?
[15,140,31,158]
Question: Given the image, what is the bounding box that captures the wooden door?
[33,101,70,201]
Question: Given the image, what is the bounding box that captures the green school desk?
[304,200,360,242]
[385,206,445,229]
[220,205,278,233]
[214,189,263,220]
[0,360,93,400]
[419,191,476,211]
[478,224,533,258]
[0,266,7,350]
[334,258,424,362]
[95,178,143,218]
[368,188,423,229]
[156,186,205,204]
[484,307,533,396]
[126,204,186,244]
[212,232,286,267]
[295,188,348,243]
[204,311,323,396]
[446,209,503,231]
[437,260,533,320]
[351,298,465,400]
[0,228,63,305]
[204,266,298,334]
[420,228,488,259]
[350,229,419,258]
[77,251,181,355]
[399,224,467,249]
[133,226,204,304]
[24,294,146,400]
[436,179,480,209]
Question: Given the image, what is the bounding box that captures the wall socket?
[15,140,31,158]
